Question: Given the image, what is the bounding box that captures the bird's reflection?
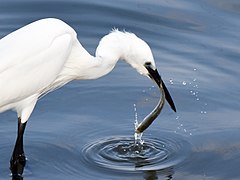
[143,168,174,180]
[11,160,25,180]
[12,174,23,180]
[10,158,174,180]
[135,158,174,180]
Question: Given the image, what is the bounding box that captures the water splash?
[80,102,191,172]
[174,115,193,136]
[81,134,191,171]
[133,104,144,145]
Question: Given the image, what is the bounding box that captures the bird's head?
[123,36,155,76]
[97,30,176,113]
[123,33,176,112]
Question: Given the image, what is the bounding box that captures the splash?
[133,104,144,145]
[81,134,191,171]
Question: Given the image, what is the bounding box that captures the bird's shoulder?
[0,18,77,73]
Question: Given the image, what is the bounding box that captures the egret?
[0,18,176,176]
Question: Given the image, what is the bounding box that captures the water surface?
[0,0,240,179]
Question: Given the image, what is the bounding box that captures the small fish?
[135,81,165,133]
[135,66,176,133]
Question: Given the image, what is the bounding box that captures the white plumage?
[0,18,156,123]
[1,18,176,176]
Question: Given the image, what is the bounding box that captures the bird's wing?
[0,18,76,73]
[0,19,76,106]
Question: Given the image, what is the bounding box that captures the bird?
[0,18,176,177]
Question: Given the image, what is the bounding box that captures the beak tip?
[170,102,177,112]
[146,66,177,113]
[169,99,176,112]
[173,106,177,112]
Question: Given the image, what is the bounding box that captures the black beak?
[145,64,176,112]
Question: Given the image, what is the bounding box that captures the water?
[0,0,240,179]
[133,103,144,145]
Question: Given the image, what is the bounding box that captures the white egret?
[0,18,176,176]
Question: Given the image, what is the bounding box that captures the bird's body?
[0,19,87,122]
[0,18,176,177]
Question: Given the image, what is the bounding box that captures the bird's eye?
[144,62,151,66]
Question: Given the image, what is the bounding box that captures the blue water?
[0,0,240,179]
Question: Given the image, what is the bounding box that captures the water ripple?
[81,133,190,172]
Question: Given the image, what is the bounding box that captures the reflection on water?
[0,0,240,179]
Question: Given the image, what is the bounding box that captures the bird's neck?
[92,31,131,78]
[73,31,130,80]
[45,32,130,93]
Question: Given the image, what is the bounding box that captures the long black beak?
[145,64,176,112]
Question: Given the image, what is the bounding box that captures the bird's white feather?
[0,19,76,117]
[0,18,156,123]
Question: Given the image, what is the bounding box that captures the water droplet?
[193,68,197,71]
[169,79,174,84]
[176,116,179,120]
[184,129,187,132]
[133,104,138,121]
[193,78,197,82]
[196,98,199,101]
[189,133,193,136]
[134,132,144,145]
[182,81,187,86]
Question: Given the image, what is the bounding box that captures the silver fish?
[136,64,176,133]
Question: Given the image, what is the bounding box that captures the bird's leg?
[10,117,27,178]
